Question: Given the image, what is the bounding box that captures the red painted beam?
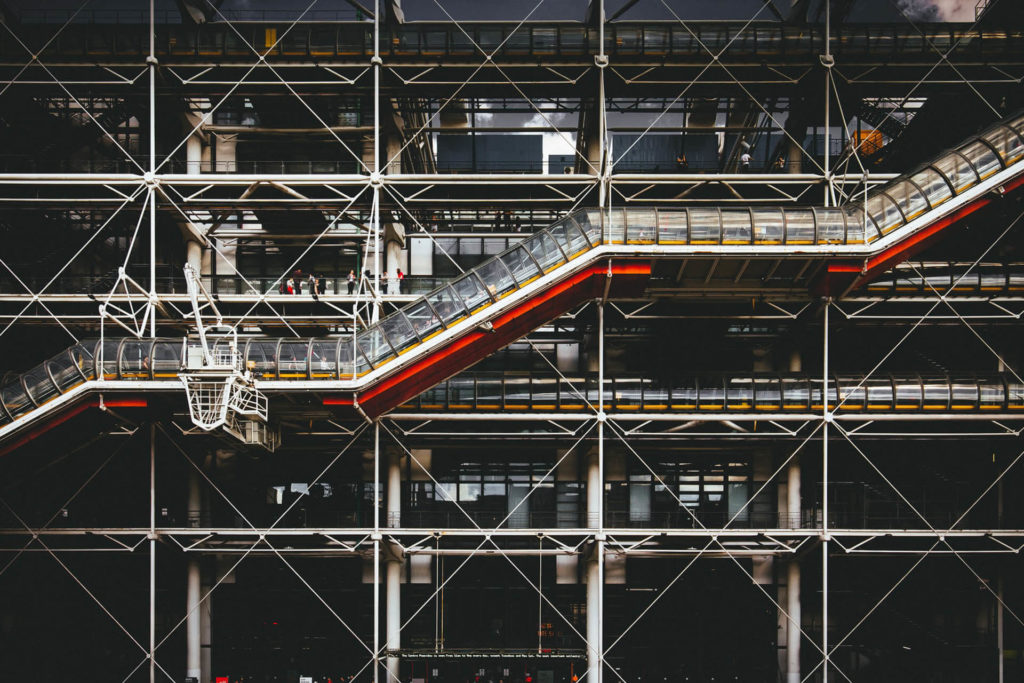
[0,397,148,457]
[815,179,1024,297]
[325,261,651,417]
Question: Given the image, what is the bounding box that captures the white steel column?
[373,421,381,683]
[822,302,830,681]
[786,457,801,683]
[186,466,202,682]
[386,449,402,683]
[147,0,157,338]
[149,424,156,683]
[586,298,605,683]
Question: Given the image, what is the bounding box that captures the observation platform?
[2,112,1024,443]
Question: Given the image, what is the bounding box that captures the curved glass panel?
[523,231,566,273]
[499,245,542,286]
[475,258,518,299]
[356,327,396,371]
[547,219,577,257]
[449,274,489,315]
[1007,380,1024,408]
[922,379,950,409]
[574,212,601,245]
[911,167,953,208]
[48,350,85,392]
[626,209,656,243]
[380,312,419,354]
[99,340,120,379]
[427,285,469,326]
[404,297,445,340]
[246,340,279,380]
[152,341,182,378]
[842,205,871,243]
[721,210,752,244]
[689,209,721,243]
[2,382,31,419]
[894,379,922,409]
[337,338,356,379]
[309,341,338,379]
[725,378,754,409]
[932,152,979,193]
[950,378,979,409]
[886,180,929,222]
[752,208,784,243]
[980,379,1004,409]
[781,378,809,409]
[982,126,1024,165]
[753,377,781,409]
[657,210,688,243]
[698,378,725,408]
[278,341,309,378]
[815,208,845,243]
[563,217,593,255]
[120,340,151,378]
[959,139,1002,180]
[865,192,904,235]
[785,209,815,243]
[865,378,894,408]
[23,366,58,406]
[607,209,627,244]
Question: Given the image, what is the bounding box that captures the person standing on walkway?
[347,269,356,295]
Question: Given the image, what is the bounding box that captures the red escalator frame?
[325,261,652,418]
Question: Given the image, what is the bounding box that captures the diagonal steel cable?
[154,0,328,174]
[0,185,146,342]
[656,0,826,175]
[0,0,91,98]
[831,205,1024,412]
[836,425,1024,629]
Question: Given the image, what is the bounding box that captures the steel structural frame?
[1,1,1024,682]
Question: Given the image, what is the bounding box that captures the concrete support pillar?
[786,561,801,683]
[385,450,402,683]
[186,134,202,175]
[787,457,801,528]
[586,448,601,529]
[186,467,204,682]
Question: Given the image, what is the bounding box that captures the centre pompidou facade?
[2,1,1024,681]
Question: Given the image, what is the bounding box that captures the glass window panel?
[475,258,518,298]
[980,380,1004,408]
[356,327,396,369]
[951,379,979,408]
[532,378,558,408]
[932,152,979,193]
[447,377,474,408]
[837,378,865,409]
[278,341,309,378]
[866,379,894,407]
[688,208,721,243]
[726,378,753,409]
[427,285,470,326]
[68,343,96,381]
[505,377,530,408]
[379,312,419,353]
[404,297,445,340]
[865,193,904,235]
[754,378,781,408]
[476,377,502,408]
[698,379,725,407]
[721,210,752,243]
[120,340,150,377]
[785,209,815,243]
[752,208,784,243]
[815,208,846,243]
[573,212,602,245]
[2,382,32,418]
[1007,381,1024,407]
[843,204,873,242]
[246,340,278,379]
[781,378,809,408]
[983,126,1024,165]
[450,274,490,314]
[671,379,699,408]
[607,209,627,244]
[547,219,577,257]
[309,341,338,378]
[911,167,953,209]
[565,217,595,253]
[923,380,950,408]
[959,139,1002,180]
[886,180,930,222]
[657,210,688,243]
[99,340,120,378]
[23,367,58,405]
[627,209,656,243]
[523,230,566,272]
[499,245,542,286]
[337,338,355,378]
[48,351,85,392]
[152,341,181,377]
